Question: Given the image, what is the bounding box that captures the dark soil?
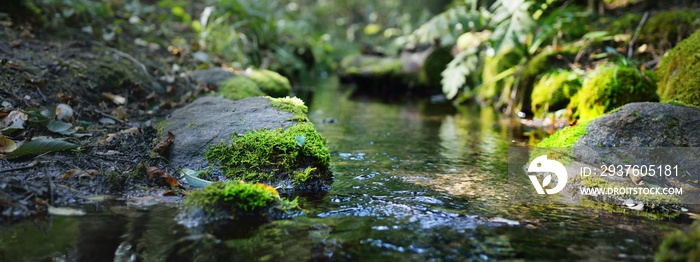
[0,4,206,224]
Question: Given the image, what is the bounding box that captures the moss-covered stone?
[205,121,331,188]
[419,46,453,88]
[247,69,292,98]
[531,70,582,118]
[568,65,657,120]
[656,28,700,107]
[641,9,700,49]
[339,54,404,76]
[656,220,700,262]
[219,76,266,100]
[183,181,299,221]
[268,96,308,122]
[537,119,593,148]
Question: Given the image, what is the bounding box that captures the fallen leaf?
[112,106,129,120]
[48,206,86,216]
[152,131,174,156]
[162,190,177,196]
[0,110,27,134]
[47,119,74,135]
[102,92,127,105]
[57,91,73,103]
[34,197,49,206]
[55,103,73,121]
[8,138,77,158]
[120,127,140,135]
[147,166,180,187]
[0,135,18,153]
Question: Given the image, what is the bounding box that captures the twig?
[96,109,127,125]
[0,160,39,174]
[90,41,153,80]
[628,12,650,60]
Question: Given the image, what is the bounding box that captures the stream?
[0,76,681,261]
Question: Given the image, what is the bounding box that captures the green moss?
[569,65,657,120]
[205,121,330,185]
[641,9,700,49]
[184,181,298,214]
[531,70,582,118]
[419,47,453,88]
[219,76,266,100]
[340,54,404,76]
[155,121,172,138]
[608,13,642,34]
[247,69,292,98]
[268,96,308,122]
[293,167,316,184]
[656,28,700,107]
[537,119,593,148]
[656,220,700,262]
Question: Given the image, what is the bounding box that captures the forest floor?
[0,6,205,224]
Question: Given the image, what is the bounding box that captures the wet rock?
[574,102,700,164]
[162,96,332,192]
[571,102,700,210]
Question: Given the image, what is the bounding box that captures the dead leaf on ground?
[55,103,73,121]
[147,166,180,188]
[162,190,177,196]
[1,110,27,132]
[0,135,18,154]
[152,131,174,156]
[99,127,140,144]
[63,169,99,179]
[102,92,127,105]
[112,106,129,120]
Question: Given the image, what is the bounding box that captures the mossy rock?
[162,96,333,192]
[655,220,700,262]
[419,46,453,88]
[656,28,700,107]
[339,54,404,77]
[568,65,657,120]
[607,13,642,35]
[246,69,292,98]
[219,75,266,100]
[641,9,700,49]
[206,120,331,191]
[531,70,582,118]
[182,181,300,224]
[517,45,580,113]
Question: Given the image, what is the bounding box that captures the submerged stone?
[178,181,301,226]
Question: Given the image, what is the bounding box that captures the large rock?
[162,96,295,170]
[161,96,332,192]
[571,102,700,207]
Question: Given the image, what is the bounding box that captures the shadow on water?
[0,76,685,261]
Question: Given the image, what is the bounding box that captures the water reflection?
[0,76,684,261]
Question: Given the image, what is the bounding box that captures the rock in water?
[161,96,332,192]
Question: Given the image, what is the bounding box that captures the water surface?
[0,77,681,261]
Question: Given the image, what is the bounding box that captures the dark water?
[0,77,682,261]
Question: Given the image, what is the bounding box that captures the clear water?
[0,77,682,261]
